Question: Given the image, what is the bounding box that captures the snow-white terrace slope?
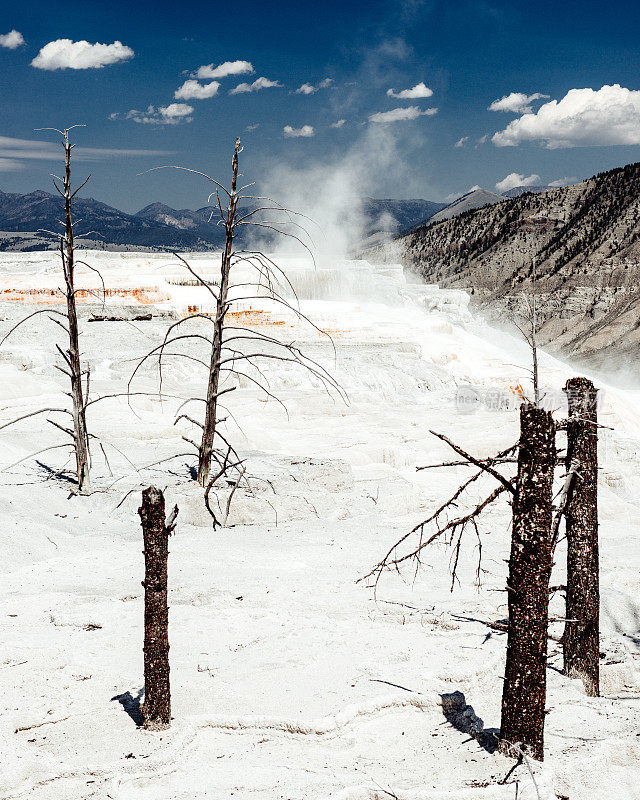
[0,251,639,800]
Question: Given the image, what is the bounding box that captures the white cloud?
[386,82,433,100]
[0,30,25,49]
[331,119,346,129]
[117,103,193,125]
[174,79,220,100]
[444,185,482,203]
[488,92,549,114]
[230,76,282,94]
[196,60,253,80]
[295,78,333,94]
[283,124,314,138]
[31,39,134,70]
[495,172,541,192]
[0,157,23,171]
[454,136,469,148]
[493,85,640,148]
[476,134,488,145]
[0,135,171,169]
[548,176,574,187]
[368,105,437,123]
[158,103,193,120]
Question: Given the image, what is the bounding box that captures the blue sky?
[2,0,640,212]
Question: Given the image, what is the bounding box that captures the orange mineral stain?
[0,287,169,304]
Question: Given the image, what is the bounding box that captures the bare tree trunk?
[499,403,555,761]
[530,259,540,406]
[563,377,600,696]
[139,487,176,730]
[61,129,90,491]
[197,138,240,486]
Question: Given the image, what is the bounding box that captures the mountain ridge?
[0,189,446,252]
[429,188,507,224]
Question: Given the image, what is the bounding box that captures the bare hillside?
[388,162,640,369]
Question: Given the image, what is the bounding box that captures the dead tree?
[562,377,599,696]
[360,433,517,590]
[514,259,541,406]
[362,406,557,762]
[0,126,94,491]
[131,138,344,514]
[139,486,178,730]
[57,127,91,490]
[499,403,555,762]
[197,139,238,486]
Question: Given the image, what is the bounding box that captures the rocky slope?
[388,162,640,371]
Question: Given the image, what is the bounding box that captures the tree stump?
[499,404,555,761]
[139,487,176,730]
[563,377,599,697]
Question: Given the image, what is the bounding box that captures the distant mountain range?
[0,190,451,252]
[133,202,235,242]
[0,186,560,253]
[0,189,223,251]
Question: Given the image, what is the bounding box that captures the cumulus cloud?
[295,78,333,94]
[454,136,469,148]
[492,85,640,148]
[31,39,134,70]
[495,172,541,192]
[331,119,346,129]
[159,103,194,120]
[488,92,549,114]
[0,30,25,49]
[196,60,253,80]
[369,105,437,123]
[386,82,433,99]
[283,124,314,138]
[230,76,282,94]
[114,103,193,125]
[174,79,220,100]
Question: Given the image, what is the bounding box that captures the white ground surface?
[0,250,639,800]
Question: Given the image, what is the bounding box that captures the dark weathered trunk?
[62,130,90,491]
[499,404,555,761]
[197,138,240,486]
[139,487,171,730]
[563,377,599,697]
